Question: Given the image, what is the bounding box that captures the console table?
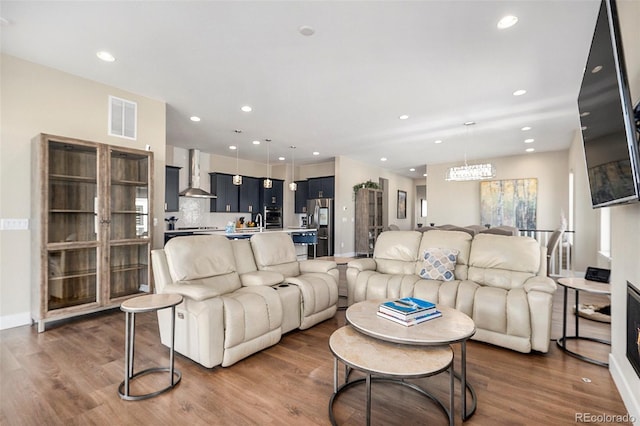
[556,277,611,367]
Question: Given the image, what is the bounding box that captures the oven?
[264,206,282,229]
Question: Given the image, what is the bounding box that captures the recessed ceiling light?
[278,156,285,161]
[380,157,387,162]
[423,173,428,177]
[525,148,535,153]
[580,111,591,117]
[591,65,603,74]
[524,138,535,143]
[229,145,237,150]
[399,114,409,120]
[96,51,115,62]
[241,105,252,112]
[190,116,201,122]
[464,121,476,126]
[298,25,315,36]
[513,89,527,96]
[252,140,261,145]
[521,126,531,131]
[409,168,416,172]
[313,151,320,156]
[497,15,519,29]
[434,140,443,144]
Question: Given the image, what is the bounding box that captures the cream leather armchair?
[250,232,339,330]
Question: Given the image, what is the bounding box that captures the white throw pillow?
[419,248,459,281]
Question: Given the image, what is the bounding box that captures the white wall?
[0,55,166,329]
[609,0,640,421]
[425,150,570,231]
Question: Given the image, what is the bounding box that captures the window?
[599,207,611,257]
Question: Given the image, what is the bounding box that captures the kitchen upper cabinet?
[165,166,180,212]
[294,180,309,213]
[308,176,334,199]
[209,173,239,212]
[239,176,260,214]
[261,179,284,209]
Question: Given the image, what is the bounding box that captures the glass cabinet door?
[46,141,99,311]
[110,149,150,240]
[107,149,151,301]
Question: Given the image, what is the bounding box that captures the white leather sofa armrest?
[523,276,557,294]
[162,283,225,301]
[240,271,284,287]
[299,259,337,273]
[347,258,377,272]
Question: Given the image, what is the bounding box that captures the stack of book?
[377,297,442,326]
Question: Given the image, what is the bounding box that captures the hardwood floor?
[0,287,630,426]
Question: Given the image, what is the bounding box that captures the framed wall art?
[480,178,537,229]
[397,190,407,219]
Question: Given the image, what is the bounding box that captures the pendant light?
[232,129,242,185]
[232,145,242,185]
[289,145,297,191]
[263,139,272,188]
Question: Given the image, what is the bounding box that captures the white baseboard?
[609,354,640,425]
[0,311,32,330]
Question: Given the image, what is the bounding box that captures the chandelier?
[446,163,496,181]
[263,139,272,189]
[445,121,496,181]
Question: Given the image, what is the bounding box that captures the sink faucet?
[255,213,263,230]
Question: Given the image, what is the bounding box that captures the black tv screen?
[578,0,640,208]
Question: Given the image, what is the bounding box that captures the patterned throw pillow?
[419,248,459,281]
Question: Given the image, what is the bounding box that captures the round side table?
[556,277,611,367]
[118,293,183,401]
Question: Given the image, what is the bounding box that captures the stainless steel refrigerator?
[307,198,333,257]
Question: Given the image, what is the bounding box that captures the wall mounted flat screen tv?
[578,0,640,208]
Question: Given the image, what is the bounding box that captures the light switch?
[0,218,29,230]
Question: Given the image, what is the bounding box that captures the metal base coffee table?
[344,300,477,421]
[329,325,454,426]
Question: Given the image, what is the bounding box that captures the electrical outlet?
[0,218,29,230]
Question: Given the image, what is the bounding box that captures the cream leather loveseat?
[347,230,556,353]
[151,232,339,368]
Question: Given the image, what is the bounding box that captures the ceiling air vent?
[109,95,137,140]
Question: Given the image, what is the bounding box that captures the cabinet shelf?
[112,179,148,186]
[49,270,98,281]
[49,174,97,183]
[111,264,146,273]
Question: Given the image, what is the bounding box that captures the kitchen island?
[164,227,318,259]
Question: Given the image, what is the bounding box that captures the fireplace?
[627,282,640,378]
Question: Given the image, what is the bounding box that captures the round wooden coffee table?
[346,300,477,420]
[329,325,454,426]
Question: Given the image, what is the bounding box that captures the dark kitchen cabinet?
[165,166,181,212]
[308,176,334,199]
[261,179,284,209]
[294,180,309,213]
[209,173,239,212]
[239,176,260,214]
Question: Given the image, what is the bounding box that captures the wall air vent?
[109,95,137,140]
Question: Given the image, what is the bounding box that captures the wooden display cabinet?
[354,188,384,257]
[32,134,153,332]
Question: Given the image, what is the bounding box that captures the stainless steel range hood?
[179,149,217,198]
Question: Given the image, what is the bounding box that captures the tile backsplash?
[164,198,255,230]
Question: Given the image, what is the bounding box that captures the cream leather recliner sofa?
[347,230,556,353]
[151,233,339,368]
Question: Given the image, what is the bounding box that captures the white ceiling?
[0,1,600,177]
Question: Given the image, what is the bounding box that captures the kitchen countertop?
[165,227,316,237]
